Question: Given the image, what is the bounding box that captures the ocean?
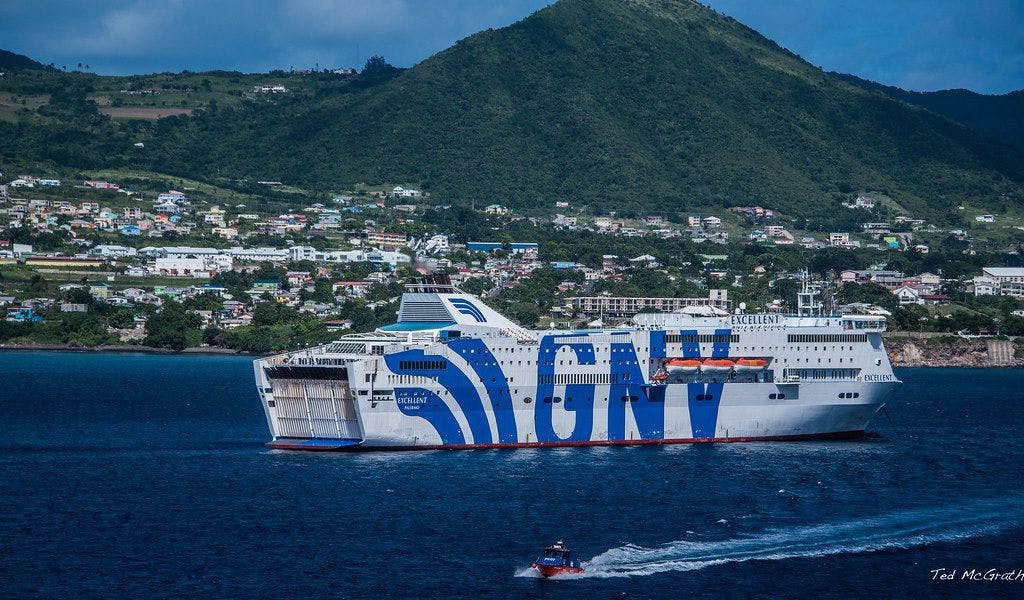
[1,351,1022,599]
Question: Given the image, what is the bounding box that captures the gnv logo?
[448,298,487,323]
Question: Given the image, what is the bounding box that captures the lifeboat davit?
[665,358,701,375]
[733,358,768,372]
[531,541,585,577]
[700,358,734,374]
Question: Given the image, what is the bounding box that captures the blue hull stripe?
[385,349,493,444]
[394,388,465,445]
[447,339,519,443]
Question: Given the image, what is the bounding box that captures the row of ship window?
[665,334,740,343]
[526,395,653,404]
[787,334,868,343]
[457,346,654,354]
[398,360,448,371]
[365,388,858,403]
[783,369,861,379]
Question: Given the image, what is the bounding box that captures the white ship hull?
[343,382,893,450]
[254,284,900,451]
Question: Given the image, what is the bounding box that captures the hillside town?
[2,174,1023,357]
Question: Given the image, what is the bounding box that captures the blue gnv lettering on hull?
[687,382,724,438]
[686,328,731,439]
[535,336,597,442]
[607,342,664,440]
[447,338,519,443]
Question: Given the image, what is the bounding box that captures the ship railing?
[262,345,332,366]
[263,354,293,366]
[502,327,537,344]
[407,331,439,344]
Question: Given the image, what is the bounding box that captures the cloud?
[56,1,185,57]
[277,0,413,37]
[704,0,1024,93]
[0,0,1019,92]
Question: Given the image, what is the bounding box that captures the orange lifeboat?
[665,358,701,375]
[734,358,768,372]
[700,358,735,374]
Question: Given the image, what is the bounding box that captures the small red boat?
[531,541,584,577]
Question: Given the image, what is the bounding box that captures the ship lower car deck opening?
[268,378,360,440]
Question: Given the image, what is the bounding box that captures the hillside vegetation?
[837,73,1024,151]
[1,0,1023,223]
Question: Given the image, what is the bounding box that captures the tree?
[203,326,225,346]
[108,309,135,329]
[837,282,897,311]
[252,302,298,326]
[303,278,336,303]
[144,301,202,350]
[182,292,224,311]
[507,302,541,327]
[361,55,399,78]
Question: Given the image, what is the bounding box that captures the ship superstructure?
[254,278,900,450]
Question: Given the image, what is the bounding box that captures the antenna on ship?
[797,269,822,317]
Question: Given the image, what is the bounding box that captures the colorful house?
[6,306,43,323]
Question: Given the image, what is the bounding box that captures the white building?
[229,247,290,262]
[90,245,138,258]
[829,233,851,247]
[981,267,1024,284]
[390,186,422,198]
[568,290,729,317]
[419,234,450,255]
[155,254,233,277]
[893,285,922,305]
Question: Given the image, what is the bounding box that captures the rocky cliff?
[886,336,1023,368]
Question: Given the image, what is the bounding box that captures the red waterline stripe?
[267,430,874,452]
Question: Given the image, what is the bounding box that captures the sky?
[1,0,1021,94]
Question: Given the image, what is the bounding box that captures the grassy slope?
[150,0,1023,221]
[2,0,1024,224]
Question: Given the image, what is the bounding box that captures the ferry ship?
[253,277,900,451]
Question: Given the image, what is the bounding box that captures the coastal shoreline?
[2,340,1020,367]
[0,343,258,356]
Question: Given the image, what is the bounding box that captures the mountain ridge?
[833,72,1024,150]
[0,49,47,71]
[143,0,1022,221]
[2,0,1023,223]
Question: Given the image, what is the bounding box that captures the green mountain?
[0,49,47,71]
[145,0,1022,220]
[3,0,1024,223]
[835,73,1024,150]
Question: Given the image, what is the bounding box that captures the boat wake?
[579,497,1024,579]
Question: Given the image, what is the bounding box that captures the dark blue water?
[2,352,1023,599]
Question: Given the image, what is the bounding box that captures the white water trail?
[579,497,1024,579]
